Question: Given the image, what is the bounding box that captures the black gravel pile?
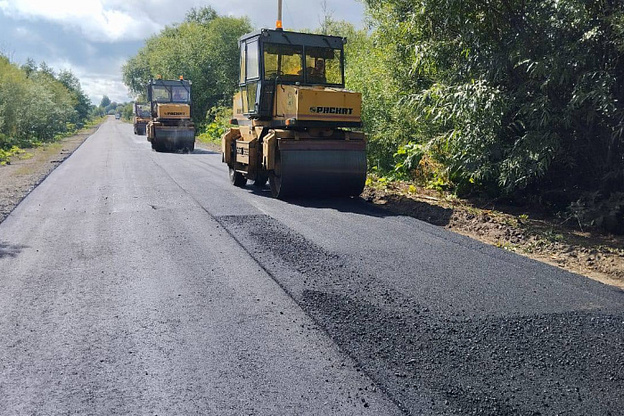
[219,214,624,415]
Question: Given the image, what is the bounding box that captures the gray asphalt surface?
[0,117,623,415]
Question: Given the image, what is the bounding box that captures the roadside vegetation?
[92,95,134,120]
[0,56,95,165]
[122,7,252,130]
[358,0,624,235]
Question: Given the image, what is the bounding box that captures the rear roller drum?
[254,174,268,188]
[229,167,246,187]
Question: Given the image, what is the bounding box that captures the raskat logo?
[310,106,354,115]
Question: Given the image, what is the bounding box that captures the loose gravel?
[219,214,624,415]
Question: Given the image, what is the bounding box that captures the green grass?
[0,116,105,166]
[196,132,221,146]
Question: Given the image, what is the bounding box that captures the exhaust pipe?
[276,0,283,30]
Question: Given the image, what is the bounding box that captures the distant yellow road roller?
[147,78,195,153]
[133,102,150,135]
[221,24,366,198]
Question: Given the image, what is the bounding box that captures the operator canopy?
[239,29,345,87]
[149,80,192,104]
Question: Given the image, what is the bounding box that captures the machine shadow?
[245,184,446,220]
[188,149,218,155]
[0,242,28,259]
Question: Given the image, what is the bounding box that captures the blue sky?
[0,0,366,104]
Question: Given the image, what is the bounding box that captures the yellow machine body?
[156,103,191,119]
[133,103,151,135]
[134,115,151,124]
[274,86,362,124]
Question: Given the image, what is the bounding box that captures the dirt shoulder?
[0,124,100,224]
[2,131,622,290]
[362,179,624,290]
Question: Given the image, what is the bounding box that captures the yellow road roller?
[147,78,195,153]
[221,25,366,198]
[133,102,150,135]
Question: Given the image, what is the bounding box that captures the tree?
[319,1,335,35]
[122,11,252,125]
[57,69,91,127]
[0,57,81,151]
[363,0,624,205]
[38,61,55,78]
[105,102,118,115]
[21,58,37,78]
[100,95,111,108]
[185,6,217,25]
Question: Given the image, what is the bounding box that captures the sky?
[0,0,366,104]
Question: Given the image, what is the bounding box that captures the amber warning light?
[276,0,283,30]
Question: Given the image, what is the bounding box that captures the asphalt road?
[0,118,623,415]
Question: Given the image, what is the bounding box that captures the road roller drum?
[270,139,366,198]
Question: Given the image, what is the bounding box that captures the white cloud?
[14,25,36,39]
[0,1,364,43]
[0,0,163,42]
[82,76,132,105]
[49,57,132,105]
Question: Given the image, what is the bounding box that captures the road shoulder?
[0,124,100,224]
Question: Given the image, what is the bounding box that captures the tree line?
[360,0,624,233]
[0,57,93,163]
[121,2,624,234]
[94,95,135,120]
[122,7,251,125]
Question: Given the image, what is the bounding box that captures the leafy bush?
[197,106,232,144]
[0,56,92,151]
[0,145,23,165]
[363,0,624,204]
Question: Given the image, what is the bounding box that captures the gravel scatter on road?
[218,214,624,415]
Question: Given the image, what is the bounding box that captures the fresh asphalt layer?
[0,118,622,415]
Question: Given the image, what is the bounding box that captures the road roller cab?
[222,28,367,198]
[146,78,195,153]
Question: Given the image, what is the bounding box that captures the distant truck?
[133,103,150,135]
[115,113,121,120]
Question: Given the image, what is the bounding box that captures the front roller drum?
[269,140,367,198]
[152,127,195,153]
